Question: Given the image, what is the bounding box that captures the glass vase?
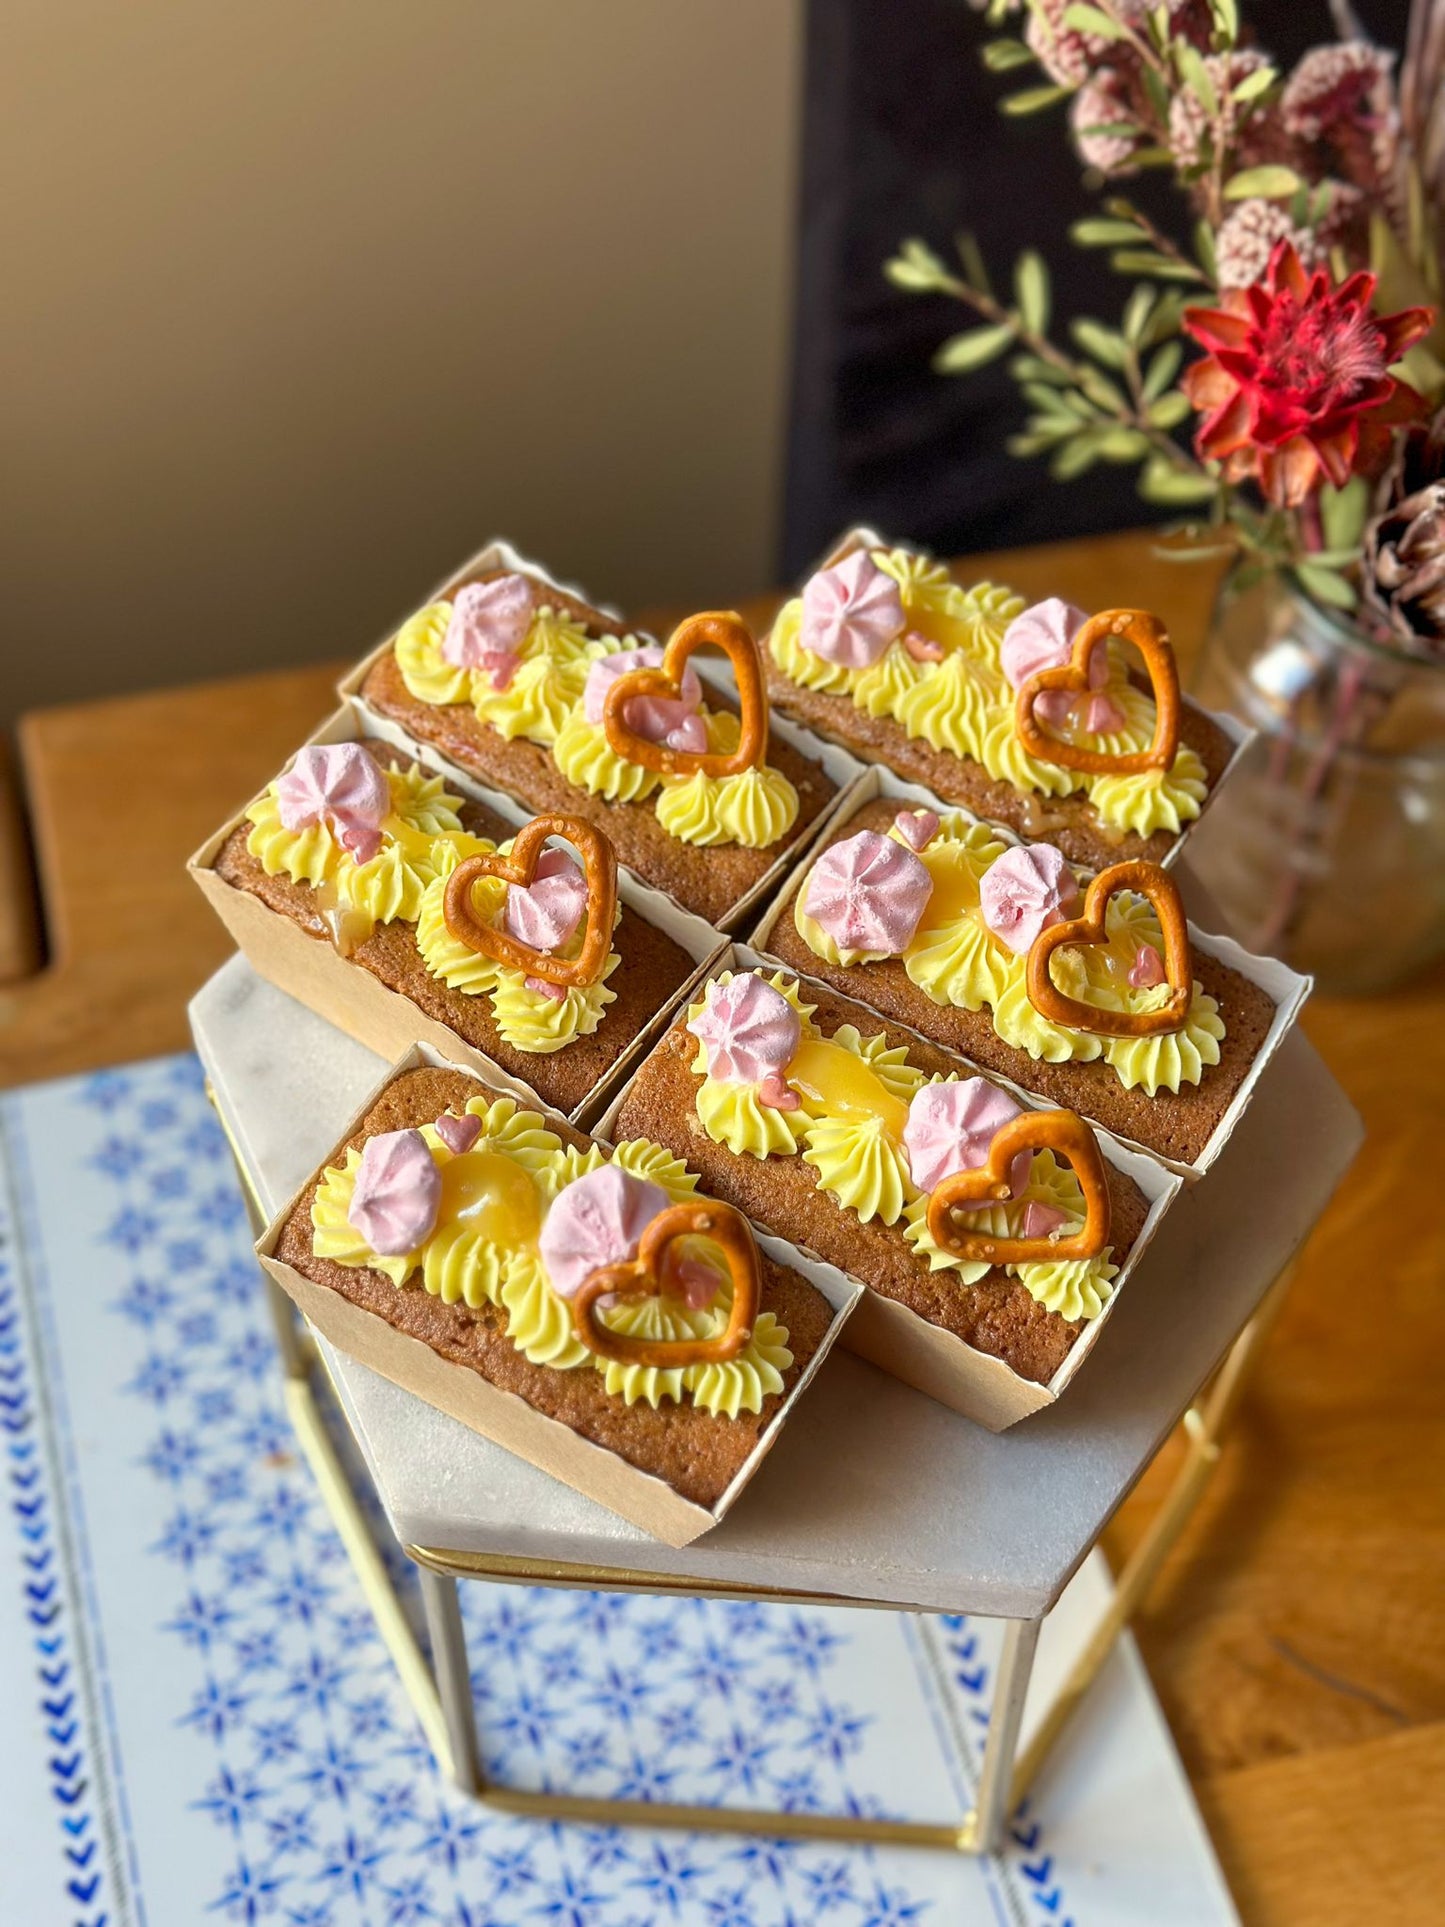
[1187,567,1445,995]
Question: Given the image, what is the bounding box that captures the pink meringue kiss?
[1000,597,1092,690]
[348,1128,442,1255]
[892,808,940,853]
[1129,942,1166,989]
[276,742,391,865]
[800,550,906,669]
[434,1112,484,1156]
[903,1078,1031,1200]
[979,844,1081,955]
[687,975,801,1086]
[441,575,535,676]
[803,829,933,957]
[538,1165,668,1299]
[583,647,703,746]
[504,847,589,955]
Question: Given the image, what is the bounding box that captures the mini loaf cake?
[764,796,1280,1167]
[766,537,1237,871]
[613,968,1152,1387]
[210,738,700,1117]
[356,566,842,925]
[272,1066,837,1510]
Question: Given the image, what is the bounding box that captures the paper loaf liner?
[595,946,1182,1432]
[336,534,868,931]
[188,703,728,1128]
[256,1041,863,1547]
[765,524,1253,875]
[749,762,1312,1180]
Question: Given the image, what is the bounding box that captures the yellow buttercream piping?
[1018,1254,1118,1320]
[894,651,994,761]
[801,1112,913,1225]
[685,1314,792,1418]
[1088,747,1208,836]
[696,1080,812,1158]
[993,957,1111,1064]
[471,654,580,746]
[489,956,619,1054]
[1103,985,1225,1094]
[872,547,971,635]
[518,606,597,667]
[552,711,663,802]
[609,1138,702,1204]
[658,764,800,850]
[851,643,922,719]
[499,1248,594,1368]
[394,603,472,706]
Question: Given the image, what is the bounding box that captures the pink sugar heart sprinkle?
[902,629,944,663]
[1020,1201,1071,1241]
[1128,942,1166,989]
[893,809,939,852]
[435,1112,484,1155]
[757,1070,800,1111]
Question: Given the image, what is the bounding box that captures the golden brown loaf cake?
[614,982,1150,1386]
[358,567,843,926]
[274,1067,836,1508]
[212,739,700,1117]
[763,796,1278,1167]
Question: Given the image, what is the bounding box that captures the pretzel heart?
[602,611,768,779]
[926,1109,1112,1267]
[571,1200,762,1369]
[1027,859,1191,1038]
[442,813,617,989]
[1014,609,1181,776]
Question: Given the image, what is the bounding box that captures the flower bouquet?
[886,0,1445,986]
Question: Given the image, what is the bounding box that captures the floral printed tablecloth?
[0,1054,1236,1926]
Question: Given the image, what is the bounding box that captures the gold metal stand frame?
[221,1085,1291,1857]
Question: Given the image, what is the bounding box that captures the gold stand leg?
[419,1570,481,1794]
[207,1079,1296,1853]
[966,1617,1041,1854]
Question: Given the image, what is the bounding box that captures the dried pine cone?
[1362,417,1445,656]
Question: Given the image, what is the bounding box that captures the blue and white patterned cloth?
[0,1055,1236,1926]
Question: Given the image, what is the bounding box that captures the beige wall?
[1,2,801,724]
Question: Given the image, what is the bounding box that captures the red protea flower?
[1181,241,1433,507]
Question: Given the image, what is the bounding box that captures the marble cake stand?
[190,953,1360,1855]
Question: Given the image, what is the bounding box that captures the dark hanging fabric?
[781,0,1414,581]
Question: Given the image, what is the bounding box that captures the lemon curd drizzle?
[913,846,985,932]
[784,1037,909,1139]
[437,1149,543,1244]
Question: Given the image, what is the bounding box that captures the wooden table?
[2,528,1439,1924]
